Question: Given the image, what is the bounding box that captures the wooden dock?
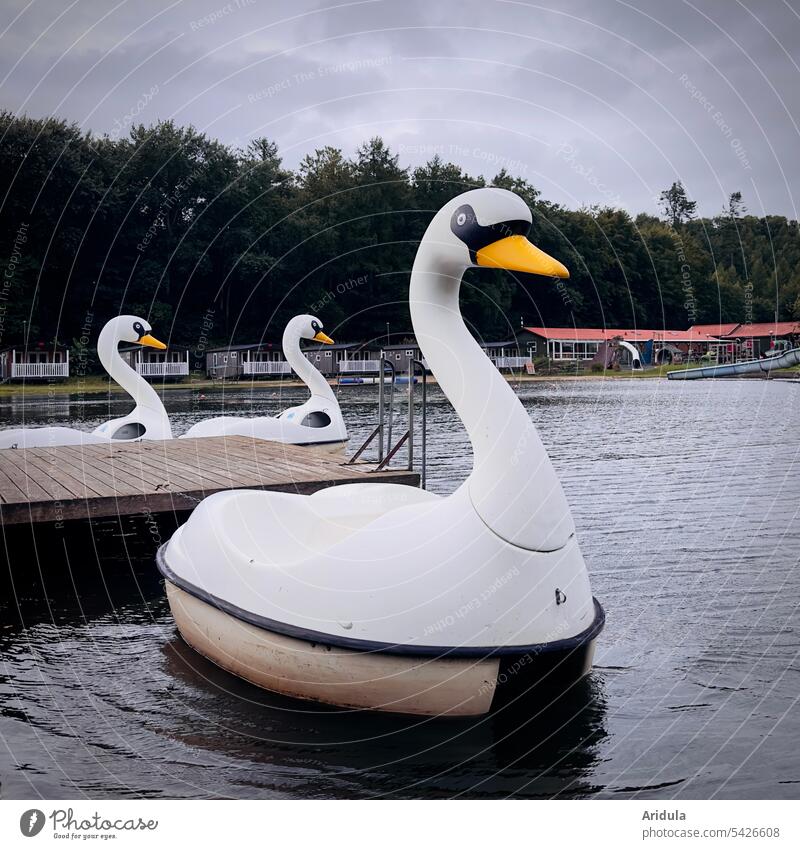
[0,436,419,526]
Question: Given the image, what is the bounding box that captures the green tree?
[659,181,698,227]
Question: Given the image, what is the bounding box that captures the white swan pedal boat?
[181,315,347,450]
[0,316,172,449]
[158,188,605,717]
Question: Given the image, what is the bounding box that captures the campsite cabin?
[481,340,535,371]
[206,344,282,379]
[519,326,720,367]
[725,321,800,358]
[690,322,800,361]
[518,327,603,362]
[120,346,190,380]
[333,343,421,375]
[335,343,383,375]
[303,342,354,377]
[0,344,69,381]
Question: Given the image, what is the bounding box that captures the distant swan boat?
[180,314,347,449]
[0,316,171,449]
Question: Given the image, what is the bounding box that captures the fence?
[338,359,383,374]
[11,362,69,378]
[242,360,292,375]
[137,361,189,376]
[492,356,532,369]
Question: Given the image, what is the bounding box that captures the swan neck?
[283,329,335,402]
[97,327,169,417]
[409,241,574,550]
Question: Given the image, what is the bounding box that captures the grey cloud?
[1,0,799,217]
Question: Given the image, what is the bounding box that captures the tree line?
[1,112,797,359]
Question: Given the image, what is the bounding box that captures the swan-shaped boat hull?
[159,561,603,716]
[158,480,604,715]
[182,408,347,450]
[160,188,604,717]
[0,316,171,449]
[181,315,347,447]
[0,426,113,449]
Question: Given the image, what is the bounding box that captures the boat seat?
[216,484,440,567]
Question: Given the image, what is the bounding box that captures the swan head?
[423,187,569,278]
[286,314,334,345]
[110,315,167,349]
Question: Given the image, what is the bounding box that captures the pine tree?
[659,181,698,227]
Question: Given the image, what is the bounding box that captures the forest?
[1,112,799,357]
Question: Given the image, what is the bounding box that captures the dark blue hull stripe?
[156,542,605,659]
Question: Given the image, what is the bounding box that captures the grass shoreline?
[1,364,797,398]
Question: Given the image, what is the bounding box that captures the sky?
[2,0,800,218]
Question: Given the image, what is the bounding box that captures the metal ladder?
[346,353,428,488]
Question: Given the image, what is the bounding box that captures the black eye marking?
[311,320,320,333]
[450,204,531,262]
[133,321,145,337]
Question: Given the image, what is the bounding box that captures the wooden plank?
[12,448,108,499]
[128,439,263,486]
[104,448,220,494]
[215,439,364,483]
[0,465,26,503]
[73,441,228,495]
[39,444,129,498]
[0,450,54,502]
[0,435,420,527]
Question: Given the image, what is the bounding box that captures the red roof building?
[689,321,800,339]
[724,321,800,338]
[523,326,720,342]
[519,326,720,362]
[688,322,742,336]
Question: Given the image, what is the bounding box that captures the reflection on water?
[1,378,799,798]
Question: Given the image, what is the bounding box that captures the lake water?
[1,377,799,799]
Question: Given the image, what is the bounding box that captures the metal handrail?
[375,430,409,472]
[346,355,396,465]
[345,354,428,489]
[410,359,427,489]
[346,425,382,465]
[384,357,396,460]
